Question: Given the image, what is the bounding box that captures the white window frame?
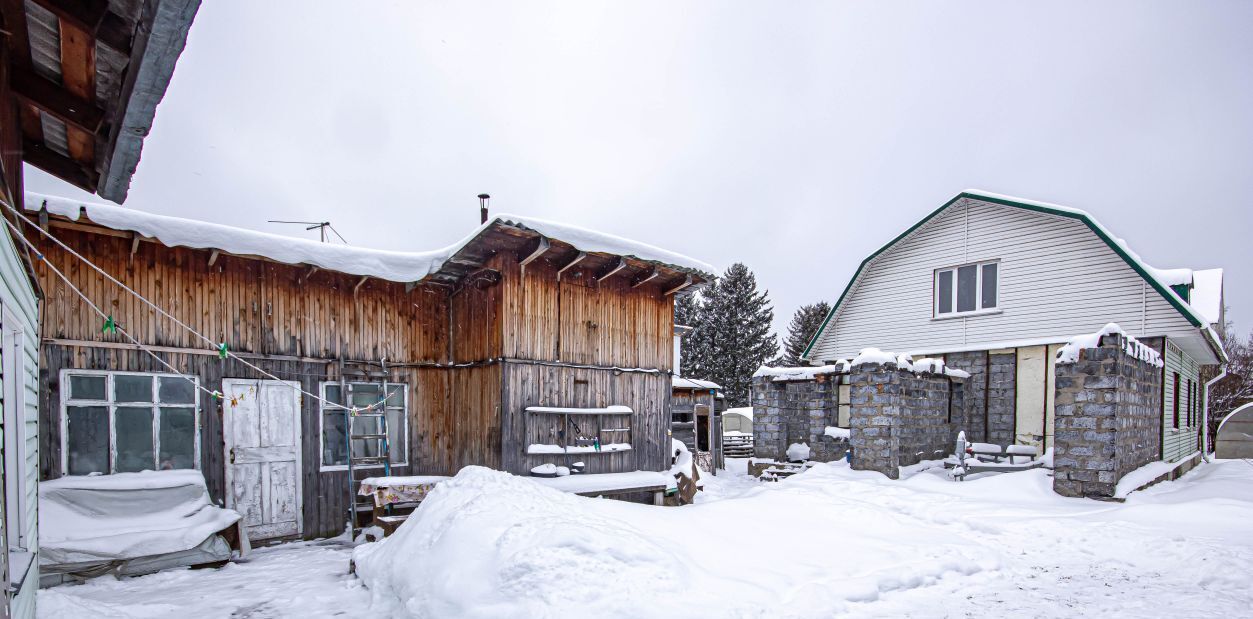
[934,260,1000,318]
[318,381,409,472]
[59,369,201,476]
[2,306,27,551]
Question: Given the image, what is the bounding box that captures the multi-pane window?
[62,370,199,475]
[935,261,998,317]
[319,382,408,469]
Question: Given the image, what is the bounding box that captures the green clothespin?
[101,315,118,334]
[217,342,229,360]
[211,390,224,401]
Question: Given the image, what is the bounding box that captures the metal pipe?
[1202,365,1228,461]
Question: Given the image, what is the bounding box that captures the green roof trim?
[802,191,1211,361]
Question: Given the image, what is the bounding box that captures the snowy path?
[39,459,1253,618]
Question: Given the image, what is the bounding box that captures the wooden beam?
[518,236,550,270]
[631,267,659,288]
[555,251,586,281]
[96,11,131,53]
[128,232,139,263]
[298,265,319,285]
[207,249,220,266]
[58,16,97,164]
[663,274,693,296]
[1,0,34,70]
[22,139,97,192]
[594,257,627,283]
[11,67,105,134]
[353,275,369,295]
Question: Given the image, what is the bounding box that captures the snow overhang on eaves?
[802,189,1227,364]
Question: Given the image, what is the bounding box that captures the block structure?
[1052,333,1163,499]
[750,373,850,463]
[847,363,965,479]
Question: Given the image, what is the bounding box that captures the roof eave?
[97,0,201,203]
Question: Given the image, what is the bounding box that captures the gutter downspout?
[1202,366,1228,462]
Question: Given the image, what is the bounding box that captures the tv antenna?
[267,220,349,244]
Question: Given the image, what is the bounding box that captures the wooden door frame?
[222,378,304,539]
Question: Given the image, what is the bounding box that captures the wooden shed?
[24,194,712,541]
[671,376,724,472]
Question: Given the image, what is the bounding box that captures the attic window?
[935,261,998,317]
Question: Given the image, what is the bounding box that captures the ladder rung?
[351,433,388,439]
[352,456,389,464]
[351,411,387,417]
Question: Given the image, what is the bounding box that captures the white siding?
[1163,340,1201,463]
[0,221,39,619]
[809,198,1200,362]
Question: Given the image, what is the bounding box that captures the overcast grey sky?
[27,1,1253,341]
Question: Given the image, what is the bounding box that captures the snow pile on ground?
[785,442,811,461]
[352,466,699,618]
[1056,322,1164,367]
[27,193,714,283]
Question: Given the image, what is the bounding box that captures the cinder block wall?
[750,374,850,462]
[848,363,965,479]
[1053,333,1163,498]
[943,350,1015,445]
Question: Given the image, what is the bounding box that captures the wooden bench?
[951,436,1043,479]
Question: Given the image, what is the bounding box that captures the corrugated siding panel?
[1163,340,1201,462]
[810,198,1199,362]
[0,221,40,618]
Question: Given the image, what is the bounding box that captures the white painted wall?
[0,222,39,619]
[809,198,1203,363]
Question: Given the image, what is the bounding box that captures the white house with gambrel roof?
[803,190,1226,463]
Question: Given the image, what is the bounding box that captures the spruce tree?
[699,263,778,406]
[781,301,832,366]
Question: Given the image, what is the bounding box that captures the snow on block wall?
[847,362,965,480]
[1053,331,1163,499]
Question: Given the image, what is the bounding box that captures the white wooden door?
[224,379,302,540]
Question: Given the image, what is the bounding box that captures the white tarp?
[39,470,246,577]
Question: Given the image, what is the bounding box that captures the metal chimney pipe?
[478,194,490,224]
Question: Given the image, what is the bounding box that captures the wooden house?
[670,376,724,471]
[26,194,713,541]
[803,190,1226,464]
[0,0,198,615]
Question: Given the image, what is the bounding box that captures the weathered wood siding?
[809,198,1202,362]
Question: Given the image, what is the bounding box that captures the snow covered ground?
[40,459,1253,618]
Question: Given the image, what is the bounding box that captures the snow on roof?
[1190,268,1223,325]
[25,192,715,283]
[672,376,721,390]
[722,406,753,421]
[1055,323,1164,368]
[753,363,849,381]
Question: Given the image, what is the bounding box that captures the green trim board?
[802,190,1220,362]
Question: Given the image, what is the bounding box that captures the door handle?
[230,448,235,464]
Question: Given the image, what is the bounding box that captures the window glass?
[351,384,382,408]
[159,377,196,404]
[70,375,106,400]
[159,408,196,470]
[937,270,953,314]
[115,407,155,472]
[385,386,405,408]
[67,406,109,475]
[322,410,348,466]
[114,375,154,403]
[387,409,405,464]
[981,263,998,309]
[956,265,978,312]
[324,385,343,406]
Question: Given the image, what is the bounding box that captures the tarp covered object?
[39,469,248,579]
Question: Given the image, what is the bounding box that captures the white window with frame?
[61,370,200,476]
[935,260,999,317]
[319,381,408,470]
